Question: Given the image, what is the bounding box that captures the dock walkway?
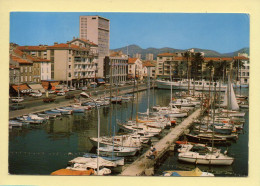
[120,107,202,176]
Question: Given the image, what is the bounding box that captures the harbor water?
[9,88,249,176]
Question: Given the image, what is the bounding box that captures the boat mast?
[109,59,113,136]
[130,65,136,120]
[147,66,151,119]
[211,82,217,152]
[136,66,139,125]
[170,64,173,110]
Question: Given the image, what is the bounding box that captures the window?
[21,76,23,82]
[69,50,71,54]
[29,67,32,72]
[20,67,23,73]
[42,68,44,73]
[69,65,71,69]
[25,76,27,82]
[69,57,71,62]
[25,67,27,73]
[29,76,31,81]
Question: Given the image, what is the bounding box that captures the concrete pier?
[120,107,202,176]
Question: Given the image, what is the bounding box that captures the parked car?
[57,91,65,96]
[9,104,25,110]
[68,87,76,91]
[65,94,75,99]
[118,82,125,86]
[43,97,55,103]
[30,92,42,97]
[48,90,55,94]
[11,97,24,103]
[81,86,88,91]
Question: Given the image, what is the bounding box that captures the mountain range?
[111,45,249,60]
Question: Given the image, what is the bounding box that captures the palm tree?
[205,60,215,80]
[191,52,204,95]
[184,51,193,94]
[233,59,245,94]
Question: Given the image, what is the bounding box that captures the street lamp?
[85,93,100,175]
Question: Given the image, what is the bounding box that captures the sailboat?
[220,75,245,117]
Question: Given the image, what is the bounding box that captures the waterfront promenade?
[120,107,202,176]
[9,83,153,119]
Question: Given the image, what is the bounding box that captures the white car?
[68,87,76,91]
[81,87,88,91]
[57,91,65,96]
[30,92,42,97]
[11,97,24,103]
[48,90,55,94]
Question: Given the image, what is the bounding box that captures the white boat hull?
[178,156,233,165]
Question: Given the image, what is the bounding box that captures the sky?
[10,12,249,53]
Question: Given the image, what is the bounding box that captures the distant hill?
[111,45,249,59]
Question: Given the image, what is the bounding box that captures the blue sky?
[10,12,249,53]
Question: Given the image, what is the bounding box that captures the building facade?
[79,15,110,78]
[234,54,249,86]
[145,53,154,61]
[104,52,128,84]
[133,53,141,59]
[9,65,20,84]
[46,42,97,87]
[128,58,143,80]
[142,60,156,79]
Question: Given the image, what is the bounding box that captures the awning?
[28,83,46,93]
[12,84,30,92]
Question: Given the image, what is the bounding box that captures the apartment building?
[142,60,156,79]
[145,53,154,61]
[133,53,141,59]
[46,42,97,87]
[156,53,175,78]
[9,65,20,84]
[79,15,110,78]
[234,54,249,85]
[10,48,34,84]
[156,50,204,79]
[128,58,143,80]
[104,51,128,84]
[17,45,53,79]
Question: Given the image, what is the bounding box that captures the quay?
[9,84,155,119]
[120,107,202,176]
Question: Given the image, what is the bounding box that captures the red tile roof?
[174,56,185,60]
[157,53,174,57]
[143,61,155,67]
[17,46,47,51]
[26,54,51,62]
[47,43,89,51]
[69,38,98,46]
[234,56,249,60]
[128,58,138,64]
[10,55,32,64]
[204,57,233,62]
